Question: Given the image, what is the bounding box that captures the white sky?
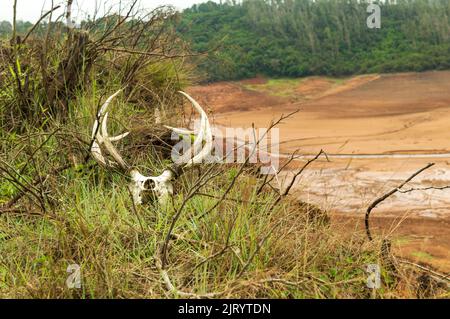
[0,0,220,23]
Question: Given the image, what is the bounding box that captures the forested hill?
[178,0,450,81]
[1,0,449,82]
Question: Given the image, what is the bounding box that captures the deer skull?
[90,89,212,206]
[129,169,174,205]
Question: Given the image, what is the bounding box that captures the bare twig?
[12,0,17,44]
[268,149,327,209]
[397,258,450,284]
[365,163,435,241]
[194,192,250,203]
[236,220,281,279]
[22,5,62,43]
[155,254,224,298]
[256,148,301,195]
[127,186,145,235]
[398,185,450,193]
[282,149,327,197]
[0,164,71,211]
[160,111,298,269]
[160,163,224,267]
[66,0,74,29]
[187,209,239,278]
[198,110,299,221]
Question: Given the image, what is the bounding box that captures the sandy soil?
[188,71,450,272]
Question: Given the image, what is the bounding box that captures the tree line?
[1,0,449,82]
[178,0,450,81]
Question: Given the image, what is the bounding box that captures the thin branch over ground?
[365,162,435,241]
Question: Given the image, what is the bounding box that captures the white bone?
[90,90,129,169]
[164,125,195,136]
[178,91,213,167]
[130,169,174,205]
[91,141,107,166]
[91,90,212,206]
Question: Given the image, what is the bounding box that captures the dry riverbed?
[188,71,450,272]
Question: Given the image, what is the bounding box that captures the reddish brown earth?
[188,71,450,272]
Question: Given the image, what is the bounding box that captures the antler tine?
[99,89,123,116]
[90,89,129,170]
[91,140,108,166]
[164,125,195,136]
[177,91,213,167]
[101,112,129,169]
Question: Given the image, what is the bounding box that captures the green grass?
[242,78,304,97]
[0,105,408,298]
[411,251,434,261]
[394,236,412,245]
[241,76,350,100]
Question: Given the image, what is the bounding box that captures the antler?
[90,89,129,169]
[90,90,213,205]
[177,91,213,167]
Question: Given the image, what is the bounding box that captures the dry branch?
[365,163,435,241]
[282,149,327,197]
[398,185,450,193]
[22,5,62,43]
[155,253,224,298]
[397,258,450,285]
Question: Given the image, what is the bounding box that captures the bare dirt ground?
[188,71,450,272]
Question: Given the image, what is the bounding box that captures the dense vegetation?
[2,0,449,82]
[178,0,450,81]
